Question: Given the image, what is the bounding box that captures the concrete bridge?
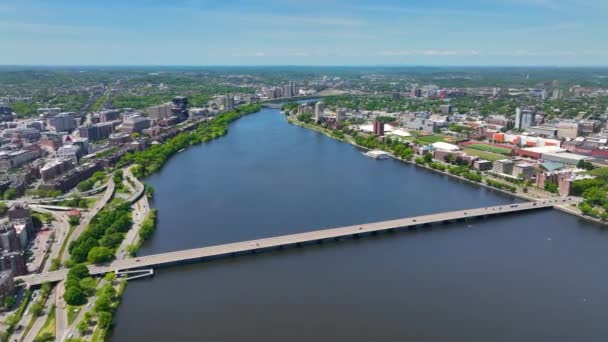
[17,200,567,286]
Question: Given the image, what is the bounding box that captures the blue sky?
[0,0,606,66]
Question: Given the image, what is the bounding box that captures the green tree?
[30,301,44,316]
[34,332,55,342]
[544,181,559,194]
[69,264,91,279]
[3,296,15,309]
[64,286,87,306]
[423,152,433,163]
[77,319,89,335]
[3,188,17,200]
[98,311,113,329]
[87,246,114,264]
[0,202,7,216]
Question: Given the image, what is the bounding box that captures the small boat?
[178,148,185,153]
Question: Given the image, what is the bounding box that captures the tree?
[444,154,454,164]
[87,246,114,264]
[3,296,15,309]
[577,159,593,171]
[30,301,44,316]
[544,181,559,194]
[423,152,433,163]
[69,215,80,226]
[0,202,7,216]
[69,264,91,279]
[3,188,17,200]
[77,319,89,335]
[98,311,113,329]
[64,286,87,306]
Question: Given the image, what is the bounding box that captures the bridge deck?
[17,200,562,286]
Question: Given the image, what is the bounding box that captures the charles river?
[109,107,608,341]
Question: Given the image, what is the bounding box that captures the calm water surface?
[109,108,608,341]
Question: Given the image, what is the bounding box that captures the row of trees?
[68,201,132,264]
[119,104,261,178]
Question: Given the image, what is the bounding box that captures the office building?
[493,159,514,175]
[57,145,81,164]
[0,270,15,302]
[0,106,14,122]
[224,95,234,111]
[514,107,536,130]
[0,224,20,252]
[121,115,151,134]
[99,110,121,123]
[290,81,297,97]
[513,163,535,180]
[314,102,325,122]
[373,121,385,136]
[41,158,74,183]
[147,103,173,120]
[0,251,26,276]
[49,113,78,132]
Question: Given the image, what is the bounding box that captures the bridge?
[17,200,564,286]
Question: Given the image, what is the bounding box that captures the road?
[18,199,575,286]
[55,281,67,342]
[23,288,56,342]
[61,179,115,262]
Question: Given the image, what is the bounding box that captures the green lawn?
[35,304,56,340]
[67,305,81,325]
[463,147,505,162]
[415,135,446,144]
[467,144,512,155]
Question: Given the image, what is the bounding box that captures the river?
[109,107,608,341]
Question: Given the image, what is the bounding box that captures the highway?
[17,199,570,286]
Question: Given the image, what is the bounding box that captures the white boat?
[364,150,390,159]
[178,148,185,153]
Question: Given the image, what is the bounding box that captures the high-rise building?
[314,102,325,122]
[336,109,346,122]
[282,85,292,98]
[224,95,234,110]
[0,224,20,252]
[48,113,78,132]
[514,107,536,130]
[99,110,121,123]
[411,87,421,98]
[373,121,385,136]
[171,96,189,120]
[290,81,297,97]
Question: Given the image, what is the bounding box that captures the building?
[493,159,514,175]
[2,127,41,141]
[99,110,121,123]
[37,107,61,117]
[0,150,40,169]
[171,96,189,120]
[39,162,102,192]
[473,160,493,171]
[336,109,346,122]
[57,145,81,164]
[373,121,385,136]
[282,85,292,98]
[41,158,74,183]
[514,107,536,130]
[0,270,15,302]
[528,126,558,138]
[147,103,173,120]
[411,87,422,98]
[0,105,14,122]
[121,115,151,134]
[0,224,20,252]
[49,113,78,132]
[78,122,115,142]
[224,95,234,111]
[0,251,26,276]
[314,102,325,122]
[558,121,581,139]
[290,81,297,97]
[513,163,535,180]
[541,151,592,166]
[8,202,33,234]
[439,104,452,115]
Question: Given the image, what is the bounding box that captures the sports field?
[467,144,512,155]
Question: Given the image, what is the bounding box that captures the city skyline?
[1,0,607,66]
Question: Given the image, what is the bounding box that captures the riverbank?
[287,115,601,225]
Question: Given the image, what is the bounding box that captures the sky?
[0,0,606,66]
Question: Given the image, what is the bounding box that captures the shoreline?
[286,115,605,226]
